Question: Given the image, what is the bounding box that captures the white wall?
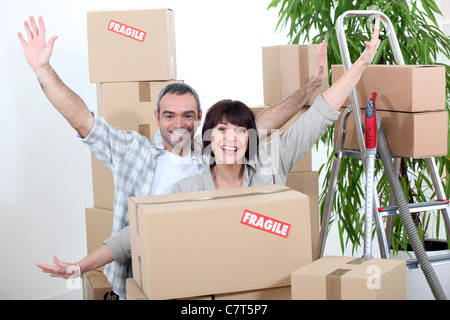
[2,0,448,300]
[0,0,292,300]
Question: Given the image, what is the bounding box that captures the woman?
[171,95,336,193]
[37,19,381,287]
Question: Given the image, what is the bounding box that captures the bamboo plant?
[267,0,450,254]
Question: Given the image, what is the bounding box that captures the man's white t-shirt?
[150,150,204,195]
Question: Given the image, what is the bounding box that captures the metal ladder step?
[342,149,402,160]
[378,200,450,217]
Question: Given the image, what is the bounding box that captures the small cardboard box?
[96,80,182,139]
[129,184,313,300]
[291,256,406,300]
[334,108,448,158]
[82,270,119,300]
[85,207,114,260]
[262,45,329,106]
[331,64,446,112]
[250,106,312,173]
[87,9,177,82]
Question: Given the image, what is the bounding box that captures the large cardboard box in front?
[262,45,329,106]
[129,184,313,300]
[87,9,177,83]
[291,256,406,300]
[127,276,291,300]
[126,278,213,300]
[331,64,446,112]
[334,107,448,158]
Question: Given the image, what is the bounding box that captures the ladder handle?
[335,10,405,156]
[336,10,405,71]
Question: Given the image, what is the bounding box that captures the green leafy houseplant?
[268,0,450,254]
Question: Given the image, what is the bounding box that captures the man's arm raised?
[18,16,94,138]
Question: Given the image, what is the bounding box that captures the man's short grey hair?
[156,83,201,115]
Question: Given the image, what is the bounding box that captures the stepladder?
[317,10,450,260]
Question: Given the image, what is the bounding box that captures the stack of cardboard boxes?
[83,8,180,299]
[331,64,447,158]
[83,8,409,300]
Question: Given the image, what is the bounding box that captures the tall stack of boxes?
[84,8,180,299]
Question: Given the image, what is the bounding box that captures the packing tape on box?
[346,257,371,265]
[133,187,292,237]
[139,124,150,139]
[325,258,371,300]
[138,82,151,102]
[326,268,350,300]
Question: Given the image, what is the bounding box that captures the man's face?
[155,93,202,156]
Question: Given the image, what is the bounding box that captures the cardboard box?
[85,207,114,260]
[96,80,183,138]
[126,278,148,300]
[250,106,312,172]
[331,64,446,112]
[129,184,313,300]
[126,278,213,300]
[286,171,320,259]
[82,270,119,300]
[87,9,177,82]
[291,256,406,300]
[215,286,291,300]
[334,108,448,158]
[262,45,329,106]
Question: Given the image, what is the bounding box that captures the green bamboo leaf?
[421,0,439,25]
[423,0,443,15]
[270,0,450,253]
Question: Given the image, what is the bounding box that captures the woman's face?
[210,121,248,165]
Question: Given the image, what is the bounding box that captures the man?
[20,16,328,298]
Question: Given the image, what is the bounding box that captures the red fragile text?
[107,20,146,42]
[240,209,291,238]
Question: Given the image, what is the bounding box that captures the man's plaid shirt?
[81,113,203,298]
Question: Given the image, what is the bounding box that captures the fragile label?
[107,20,146,42]
[240,209,291,238]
